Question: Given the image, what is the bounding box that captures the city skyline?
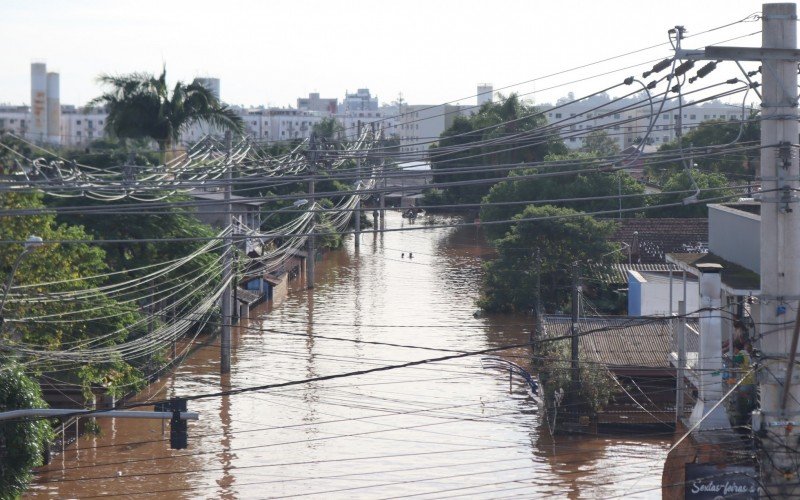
[2,0,763,109]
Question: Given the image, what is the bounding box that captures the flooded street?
[28,212,670,499]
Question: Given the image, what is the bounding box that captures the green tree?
[478,205,619,313]
[91,67,244,160]
[648,169,733,218]
[0,192,145,395]
[480,153,644,240]
[647,114,759,183]
[581,129,620,156]
[428,94,566,205]
[312,117,344,142]
[0,366,54,498]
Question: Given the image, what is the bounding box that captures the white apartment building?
[60,105,107,145]
[0,106,30,138]
[539,92,750,151]
[398,104,473,156]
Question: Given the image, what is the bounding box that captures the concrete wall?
[708,204,760,273]
[628,271,700,316]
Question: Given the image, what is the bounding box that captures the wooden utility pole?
[221,131,232,374]
[307,133,317,289]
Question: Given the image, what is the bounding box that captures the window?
[662,114,668,120]
[704,115,709,120]
[555,113,562,118]
[76,120,82,125]
[569,137,576,142]
[613,125,620,130]
[9,119,15,124]
[548,113,553,118]
[614,114,620,119]
[663,136,669,142]
[690,114,696,120]
[77,131,81,136]
[99,120,103,125]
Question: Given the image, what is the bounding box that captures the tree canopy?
[91,67,244,155]
[0,191,145,395]
[0,366,53,498]
[480,152,644,240]
[647,169,734,218]
[428,94,566,205]
[647,114,759,183]
[478,205,619,313]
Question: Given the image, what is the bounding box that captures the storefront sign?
[685,464,758,499]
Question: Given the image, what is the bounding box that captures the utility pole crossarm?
[677,46,800,62]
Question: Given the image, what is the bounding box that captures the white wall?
[628,271,700,317]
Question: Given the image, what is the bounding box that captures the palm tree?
[91,67,244,161]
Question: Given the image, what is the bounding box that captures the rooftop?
[666,252,760,293]
[542,315,699,370]
[608,218,708,264]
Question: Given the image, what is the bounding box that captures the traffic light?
[170,398,188,449]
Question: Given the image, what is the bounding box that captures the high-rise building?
[30,62,48,142]
[196,77,221,101]
[28,62,61,144]
[46,72,61,145]
[477,84,493,107]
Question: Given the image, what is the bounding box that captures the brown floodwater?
[27,212,669,499]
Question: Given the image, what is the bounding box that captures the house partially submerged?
[541,315,699,429]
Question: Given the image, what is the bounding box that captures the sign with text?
[685,464,758,499]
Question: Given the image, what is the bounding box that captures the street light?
[0,235,44,331]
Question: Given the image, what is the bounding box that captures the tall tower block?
[46,72,61,145]
[477,84,493,107]
[30,63,48,141]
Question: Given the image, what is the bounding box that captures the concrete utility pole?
[570,263,581,398]
[758,4,800,494]
[378,125,386,231]
[532,248,542,342]
[676,4,800,493]
[221,131,233,374]
[307,133,317,289]
[676,300,686,423]
[354,122,362,249]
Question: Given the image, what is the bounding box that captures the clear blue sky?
[1,0,765,108]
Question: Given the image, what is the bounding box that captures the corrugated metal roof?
[541,315,699,369]
[589,263,676,284]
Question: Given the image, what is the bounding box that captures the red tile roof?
[608,218,708,264]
